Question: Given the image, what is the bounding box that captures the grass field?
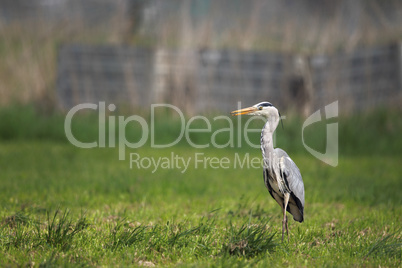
[0,106,401,267]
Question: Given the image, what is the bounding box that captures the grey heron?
[231,102,305,242]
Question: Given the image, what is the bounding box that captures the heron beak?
[231,107,257,116]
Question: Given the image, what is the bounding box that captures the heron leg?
[282,193,290,242]
[281,211,285,242]
[285,215,289,242]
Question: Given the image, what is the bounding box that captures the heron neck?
[261,121,275,166]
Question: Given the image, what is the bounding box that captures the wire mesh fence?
[57,43,402,115]
[2,0,402,111]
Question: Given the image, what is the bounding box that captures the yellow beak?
[231,107,258,116]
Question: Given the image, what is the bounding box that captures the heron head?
[231,101,283,129]
[231,101,279,118]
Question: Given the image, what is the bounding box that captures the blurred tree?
[124,0,146,40]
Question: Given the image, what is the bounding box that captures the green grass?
[0,142,401,267]
[1,104,402,155]
[0,106,401,266]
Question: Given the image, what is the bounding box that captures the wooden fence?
[57,43,402,115]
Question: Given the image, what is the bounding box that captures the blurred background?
[0,2,401,266]
[1,0,402,117]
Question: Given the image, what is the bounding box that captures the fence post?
[398,42,402,93]
[289,55,314,117]
[152,48,169,103]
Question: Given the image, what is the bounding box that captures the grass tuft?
[223,217,276,258]
[43,209,89,250]
[2,211,31,228]
[365,230,402,259]
[2,224,31,250]
[108,219,148,250]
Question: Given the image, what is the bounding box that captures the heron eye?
[258,106,263,110]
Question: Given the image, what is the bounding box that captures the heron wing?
[275,148,305,222]
[263,168,275,200]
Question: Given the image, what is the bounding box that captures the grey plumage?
[231,101,305,242]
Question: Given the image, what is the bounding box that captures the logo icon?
[302,101,338,167]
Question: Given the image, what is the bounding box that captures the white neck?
[261,120,277,168]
